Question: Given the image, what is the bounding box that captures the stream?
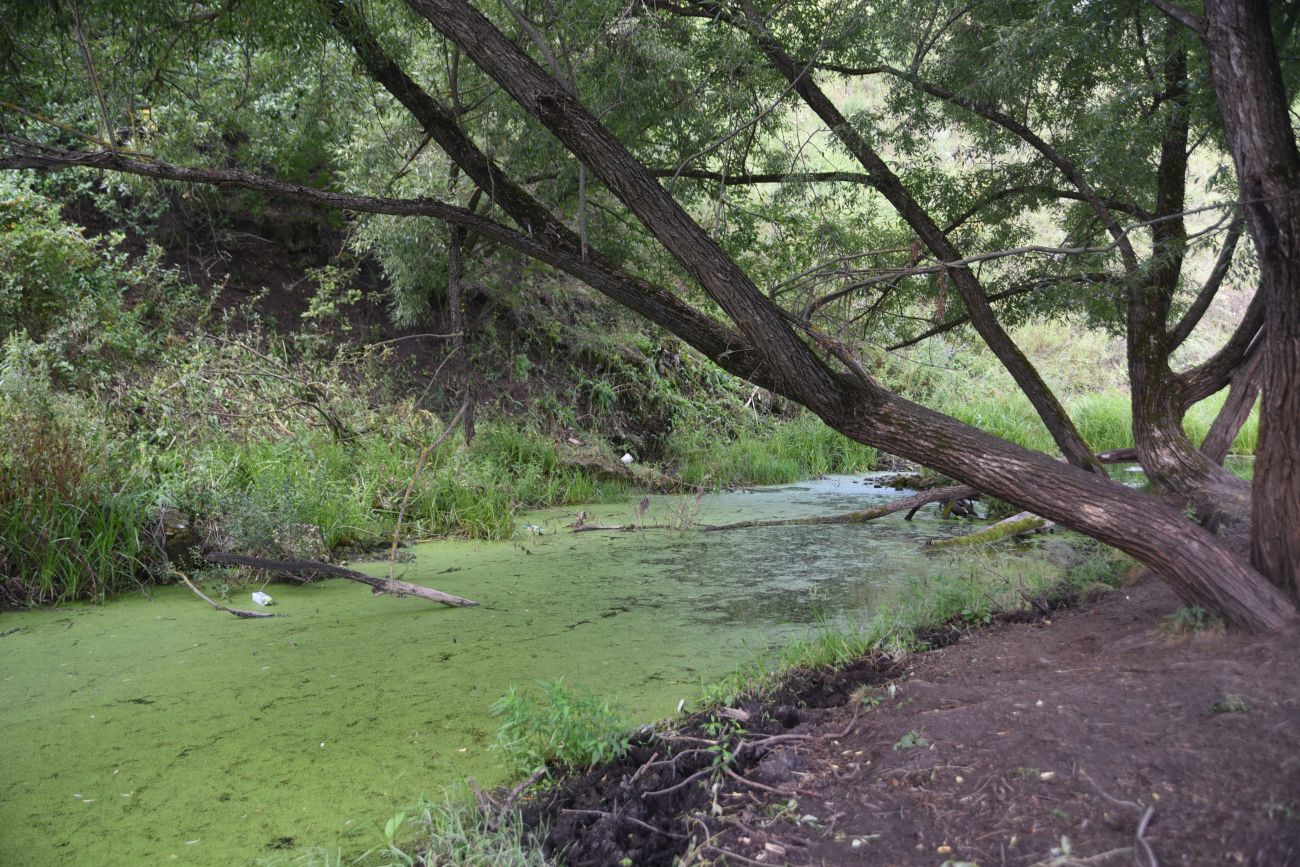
[0,475,1074,865]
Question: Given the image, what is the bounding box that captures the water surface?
[0,475,1065,865]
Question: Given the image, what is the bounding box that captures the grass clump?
[1159,605,1224,637]
[700,541,1129,707]
[0,366,155,603]
[267,792,549,867]
[491,678,630,779]
[668,412,877,488]
[1210,694,1250,714]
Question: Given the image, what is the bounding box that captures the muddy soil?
[525,579,1300,866]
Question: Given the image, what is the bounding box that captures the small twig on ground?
[642,767,715,798]
[698,845,773,867]
[721,765,792,796]
[1078,768,1158,867]
[1078,767,1143,810]
[497,767,547,816]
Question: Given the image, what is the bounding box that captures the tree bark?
[1204,0,1300,597]
[1126,36,1247,520]
[1201,350,1261,467]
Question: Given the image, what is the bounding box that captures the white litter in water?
[251,591,274,606]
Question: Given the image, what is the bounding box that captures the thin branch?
[176,571,279,618]
[885,274,1116,351]
[1146,0,1206,36]
[67,0,116,150]
[1168,218,1242,348]
[387,400,471,584]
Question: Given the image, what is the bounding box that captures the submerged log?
[206,553,478,607]
[925,510,1055,549]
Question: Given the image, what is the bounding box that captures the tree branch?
[322,0,778,391]
[1147,0,1207,36]
[1177,286,1265,408]
[1168,218,1243,348]
[885,274,1117,351]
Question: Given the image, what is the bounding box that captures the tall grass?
[177,421,625,556]
[0,388,155,603]
[930,388,1258,458]
[267,792,549,867]
[667,412,878,487]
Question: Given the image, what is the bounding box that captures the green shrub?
[491,679,630,778]
[0,378,151,603]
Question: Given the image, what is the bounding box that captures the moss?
[0,476,1067,865]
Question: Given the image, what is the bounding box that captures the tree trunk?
[1205,0,1300,598]
[1200,350,1260,467]
[743,18,1102,474]
[1127,34,1249,525]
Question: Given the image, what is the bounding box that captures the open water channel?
[0,475,1074,865]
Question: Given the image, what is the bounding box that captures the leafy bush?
[491,679,630,778]
[0,177,188,385]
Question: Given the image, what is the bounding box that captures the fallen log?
[1096,447,1138,463]
[697,484,979,533]
[206,553,479,607]
[924,510,1055,549]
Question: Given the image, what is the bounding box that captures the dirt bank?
[524,579,1300,865]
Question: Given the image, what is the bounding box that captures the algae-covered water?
[0,476,1067,865]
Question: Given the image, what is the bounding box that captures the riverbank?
[516,577,1300,866]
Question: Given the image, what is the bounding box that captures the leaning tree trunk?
[1205,0,1300,598]
[744,21,1103,474]
[398,0,1300,629]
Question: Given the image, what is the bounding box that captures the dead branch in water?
[206,553,478,607]
[698,484,978,532]
[176,571,279,618]
[567,484,979,534]
[925,510,1054,549]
